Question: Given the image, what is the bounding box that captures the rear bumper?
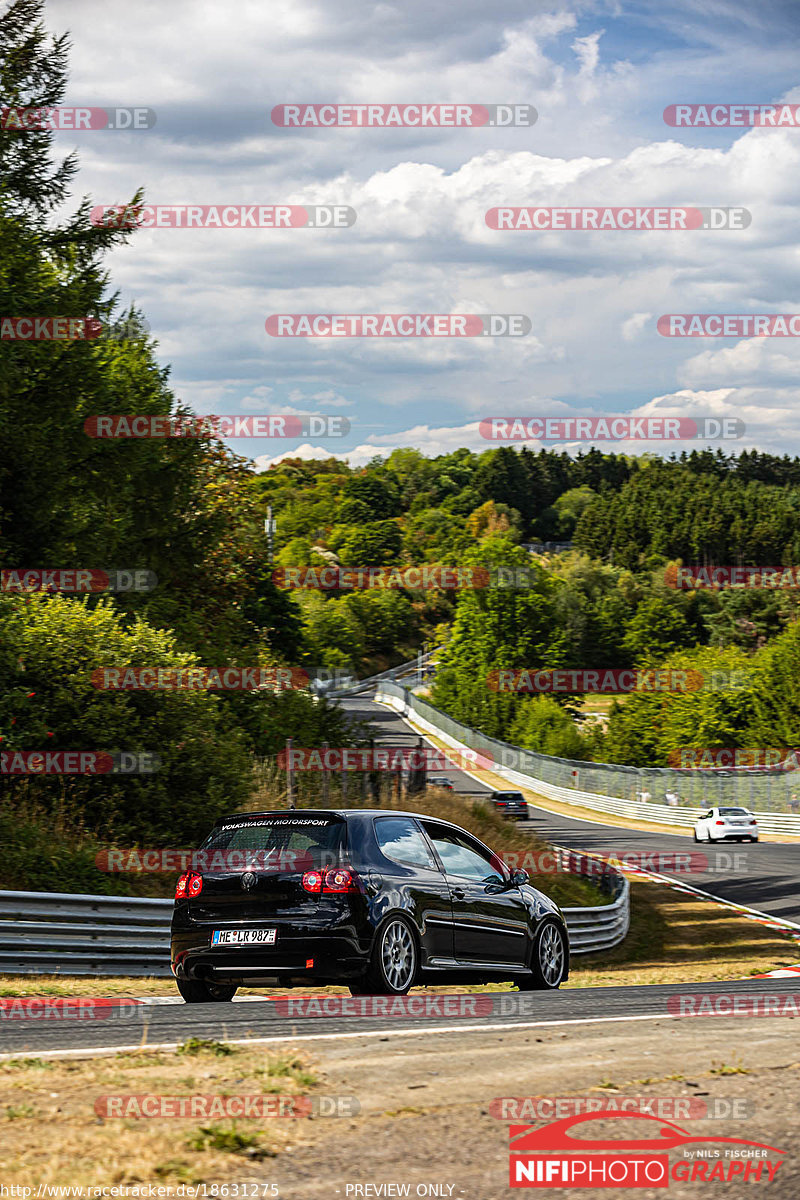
[170,927,369,984]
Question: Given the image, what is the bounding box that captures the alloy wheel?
[380,918,416,992]
[538,922,565,987]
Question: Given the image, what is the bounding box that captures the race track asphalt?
[3,976,800,1057]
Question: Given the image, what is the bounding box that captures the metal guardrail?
[375,682,800,837]
[0,890,173,977]
[0,844,627,975]
[328,648,439,697]
[555,848,630,954]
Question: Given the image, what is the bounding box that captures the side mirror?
[483,873,506,893]
[510,869,529,887]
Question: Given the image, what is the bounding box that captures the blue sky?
[46,0,800,465]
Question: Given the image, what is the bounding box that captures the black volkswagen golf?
[171,808,569,1000]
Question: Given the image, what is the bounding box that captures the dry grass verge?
[566,881,800,988]
[0,1040,321,1186]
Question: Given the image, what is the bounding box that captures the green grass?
[5,1104,35,1119]
[186,1123,275,1159]
[256,1055,317,1088]
[176,1038,233,1058]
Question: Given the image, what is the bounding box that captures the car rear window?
[200,817,345,866]
[719,808,748,815]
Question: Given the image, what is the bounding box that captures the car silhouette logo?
[509,1111,784,1155]
[241,872,256,891]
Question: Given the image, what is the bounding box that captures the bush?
[0,594,252,843]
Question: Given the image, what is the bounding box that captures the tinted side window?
[375,817,438,870]
[426,829,502,883]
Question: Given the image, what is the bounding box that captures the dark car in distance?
[170,808,569,1001]
[490,791,529,820]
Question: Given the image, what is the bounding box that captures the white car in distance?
[693,806,759,843]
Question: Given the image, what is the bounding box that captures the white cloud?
[36,0,800,455]
[287,388,354,407]
[241,385,274,409]
[621,312,652,341]
[255,442,381,470]
[678,337,800,388]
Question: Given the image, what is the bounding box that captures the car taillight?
[324,867,360,893]
[749,819,757,825]
[715,820,725,825]
[302,867,360,894]
[175,872,188,899]
[496,800,507,805]
[187,872,203,896]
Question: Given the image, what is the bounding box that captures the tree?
[621,594,697,663]
[474,447,533,530]
[537,485,597,541]
[0,0,272,662]
[510,696,592,760]
[465,500,522,541]
[602,645,758,767]
[0,593,252,842]
[430,537,563,735]
[335,520,403,565]
[343,473,400,518]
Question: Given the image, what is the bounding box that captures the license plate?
[212,928,277,947]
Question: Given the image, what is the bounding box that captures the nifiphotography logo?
[508,1112,785,1188]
